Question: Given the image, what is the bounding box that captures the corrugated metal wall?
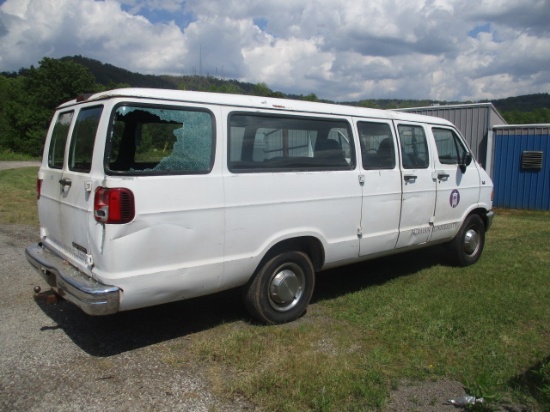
[493,126,550,210]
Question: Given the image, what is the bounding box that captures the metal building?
[398,103,507,172]
[492,124,550,210]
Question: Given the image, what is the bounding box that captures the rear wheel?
[449,214,486,266]
[244,251,315,325]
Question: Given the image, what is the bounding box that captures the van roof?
[60,88,453,126]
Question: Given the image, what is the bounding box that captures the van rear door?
[39,105,103,272]
[39,110,73,256]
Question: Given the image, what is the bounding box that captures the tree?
[0,75,32,154]
[301,93,319,102]
[209,82,244,94]
[253,82,273,97]
[24,57,97,110]
[503,108,550,124]
[0,75,14,152]
[0,58,98,156]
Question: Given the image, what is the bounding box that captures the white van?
[26,88,494,324]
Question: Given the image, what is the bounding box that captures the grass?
[2,165,549,410]
[0,149,40,161]
[0,167,39,225]
[185,209,550,411]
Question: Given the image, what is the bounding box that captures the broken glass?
[109,105,213,174]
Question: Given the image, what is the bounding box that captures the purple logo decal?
[450,189,460,208]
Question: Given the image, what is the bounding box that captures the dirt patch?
[385,379,529,412]
[385,379,469,412]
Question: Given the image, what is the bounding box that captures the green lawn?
[0,149,40,161]
[187,210,550,411]
[2,165,549,410]
[0,167,39,225]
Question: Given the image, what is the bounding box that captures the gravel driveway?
[0,224,250,411]
[0,161,41,170]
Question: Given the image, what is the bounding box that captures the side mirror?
[460,153,473,173]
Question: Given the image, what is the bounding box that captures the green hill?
[1,55,548,158]
[6,55,550,113]
[61,56,548,112]
[62,56,175,89]
[490,93,550,112]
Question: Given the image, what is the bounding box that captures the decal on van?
[433,222,459,232]
[412,227,431,235]
[450,189,460,208]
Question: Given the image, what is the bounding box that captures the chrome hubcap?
[464,228,480,256]
[269,265,304,312]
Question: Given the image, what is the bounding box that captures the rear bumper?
[25,243,120,316]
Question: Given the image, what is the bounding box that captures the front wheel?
[449,214,486,266]
[244,251,315,325]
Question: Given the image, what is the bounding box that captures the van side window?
[69,106,103,173]
[358,121,396,170]
[229,114,354,172]
[432,128,468,165]
[48,111,74,169]
[397,124,429,169]
[107,105,214,174]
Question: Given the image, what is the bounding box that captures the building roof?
[398,102,508,126]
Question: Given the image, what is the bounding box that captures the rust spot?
[33,290,60,305]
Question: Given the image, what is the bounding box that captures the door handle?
[404,174,417,182]
[438,173,450,180]
[59,177,72,187]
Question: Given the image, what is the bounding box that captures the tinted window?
[229,114,354,172]
[48,111,74,169]
[397,124,429,169]
[69,106,103,173]
[107,105,214,175]
[432,128,468,165]
[358,121,396,170]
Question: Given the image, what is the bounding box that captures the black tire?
[449,214,486,266]
[244,251,315,325]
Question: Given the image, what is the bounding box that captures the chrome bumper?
[25,243,120,316]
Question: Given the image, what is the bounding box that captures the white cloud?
[0,0,187,73]
[1,0,549,101]
[243,36,334,93]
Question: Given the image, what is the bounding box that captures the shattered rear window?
[106,104,214,174]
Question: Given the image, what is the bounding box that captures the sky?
[0,0,549,102]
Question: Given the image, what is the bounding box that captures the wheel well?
[469,208,490,230]
[260,237,325,272]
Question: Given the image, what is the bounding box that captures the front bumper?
[485,210,495,232]
[25,243,120,316]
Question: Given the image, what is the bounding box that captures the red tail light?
[94,187,135,224]
[36,179,42,200]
